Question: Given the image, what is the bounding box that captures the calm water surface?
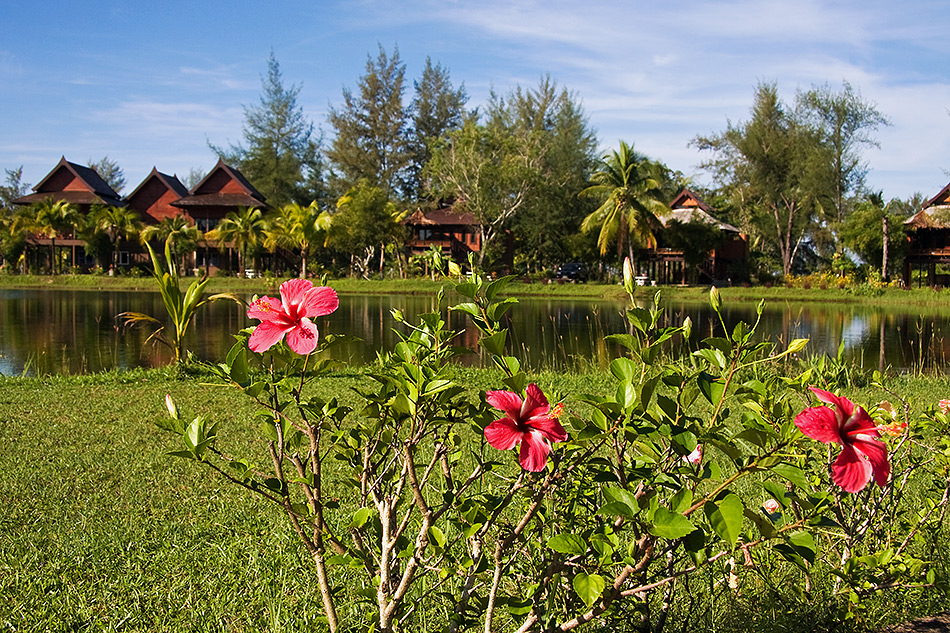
[0,288,948,375]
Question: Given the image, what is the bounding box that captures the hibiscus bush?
[156,265,950,632]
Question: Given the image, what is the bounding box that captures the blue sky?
[3,0,949,202]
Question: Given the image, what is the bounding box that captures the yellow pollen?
[253,298,275,313]
[550,403,565,418]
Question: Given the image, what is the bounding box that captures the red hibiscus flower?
[246,279,339,355]
[794,387,890,493]
[484,383,568,472]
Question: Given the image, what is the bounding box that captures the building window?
[118,251,130,266]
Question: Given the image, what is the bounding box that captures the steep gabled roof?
[172,158,267,209]
[669,188,715,214]
[666,188,740,233]
[125,167,189,202]
[13,156,124,207]
[404,207,478,227]
[905,181,950,229]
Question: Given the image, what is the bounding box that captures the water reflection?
[1,288,949,376]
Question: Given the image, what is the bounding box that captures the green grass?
[0,366,947,631]
[8,271,950,309]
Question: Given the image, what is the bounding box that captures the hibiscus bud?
[685,444,703,464]
[709,286,722,314]
[786,338,808,355]
[623,257,634,295]
[762,499,780,514]
[165,394,178,420]
[448,261,461,278]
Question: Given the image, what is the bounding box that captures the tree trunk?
[882,213,890,282]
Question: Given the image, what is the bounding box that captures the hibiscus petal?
[521,383,550,420]
[842,405,880,438]
[247,296,284,322]
[486,390,524,419]
[831,444,873,493]
[286,318,319,355]
[519,429,552,472]
[279,279,315,316]
[809,386,855,420]
[852,437,890,487]
[794,406,844,444]
[528,414,568,443]
[484,417,523,451]
[304,285,339,317]
[249,321,292,353]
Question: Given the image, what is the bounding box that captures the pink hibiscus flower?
[484,383,568,472]
[794,387,890,493]
[246,279,339,355]
[685,444,703,465]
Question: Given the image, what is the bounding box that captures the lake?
[1,288,948,375]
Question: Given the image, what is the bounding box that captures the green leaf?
[599,501,638,519]
[573,572,605,607]
[428,525,447,550]
[547,533,587,555]
[228,344,249,386]
[670,487,693,514]
[705,494,744,547]
[649,507,695,539]
[479,330,508,356]
[784,531,816,564]
[697,372,726,405]
[770,462,809,489]
[350,507,372,529]
[609,357,637,382]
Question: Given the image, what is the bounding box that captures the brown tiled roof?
[189,158,265,201]
[125,167,189,201]
[14,190,119,206]
[13,156,124,207]
[906,181,950,229]
[404,207,478,226]
[171,193,267,207]
[669,188,715,214]
[905,206,950,229]
[664,207,740,233]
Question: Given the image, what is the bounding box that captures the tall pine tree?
[326,45,410,200]
[211,51,324,208]
[408,58,468,200]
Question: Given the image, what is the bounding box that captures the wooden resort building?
[12,156,125,271]
[903,181,950,287]
[403,206,482,261]
[641,189,748,285]
[14,157,268,275]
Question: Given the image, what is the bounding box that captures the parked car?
[555,262,589,282]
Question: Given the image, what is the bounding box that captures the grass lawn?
[5,272,950,309]
[1,364,948,632]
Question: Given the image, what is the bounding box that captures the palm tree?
[31,198,79,274]
[205,206,266,277]
[140,215,202,276]
[91,205,143,272]
[0,208,32,272]
[264,201,322,278]
[580,141,669,267]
